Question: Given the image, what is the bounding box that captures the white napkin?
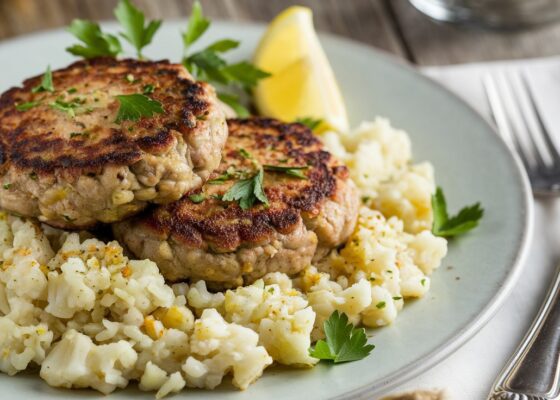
[385,57,560,400]
[423,57,560,138]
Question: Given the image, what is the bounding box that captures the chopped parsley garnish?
[142,84,155,94]
[66,19,122,58]
[207,172,233,185]
[239,148,253,159]
[188,193,206,203]
[115,94,164,123]
[114,0,162,59]
[309,311,374,363]
[431,187,484,238]
[392,296,402,301]
[181,1,270,116]
[49,98,83,117]
[16,101,40,111]
[32,65,54,93]
[29,172,38,181]
[375,301,386,309]
[70,131,90,139]
[222,168,268,210]
[421,278,427,286]
[67,87,78,94]
[295,117,322,131]
[263,164,308,180]
[3,183,11,190]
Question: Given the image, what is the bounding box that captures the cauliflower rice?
[0,118,447,397]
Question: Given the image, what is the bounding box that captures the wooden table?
[2,0,560,66]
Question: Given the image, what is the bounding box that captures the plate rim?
[0,20,535,399]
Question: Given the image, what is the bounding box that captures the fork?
[484,71,560,400]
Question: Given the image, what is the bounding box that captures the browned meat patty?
[113,118,359,288]
[0,58,227,229]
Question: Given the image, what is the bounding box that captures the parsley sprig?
[115,94,164,123]
[431,187,484,238]
[222,168,268,210]
[114,0,162,59]
[181,1,270,116]
[309,311,375,363]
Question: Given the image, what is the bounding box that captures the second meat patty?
[113,118,359,288]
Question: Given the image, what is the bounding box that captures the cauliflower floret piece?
[183,309,272,390]
[139,362,186,399]
[156,372,186,399]
[40,329,137,394]
[187,281,225,315]
[258,307,317,366]
[139,361,168,391]
[374,162,435,234]
[45,258,99,318]
[0,318,53,375]
[361,285,399,327]
[304,268,372,340]
[136,328,190,374]
[405,231,448,275]
[223,279,317,366]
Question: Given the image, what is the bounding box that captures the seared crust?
[0,58,228,228]
[0,58,215,174]
[114,118,359,287]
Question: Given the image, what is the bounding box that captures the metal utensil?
[484,70,560,399]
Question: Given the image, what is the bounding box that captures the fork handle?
[488,264,560,400]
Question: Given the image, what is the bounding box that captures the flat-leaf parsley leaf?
[222,168,268,210]
[431,187,484,238]
[67,19,123,58]
[114,0,162,58]
[182,1,210,51]
[115,94,164,123]
[309,311,374,363]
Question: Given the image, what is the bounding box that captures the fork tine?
[519,71,560,166]
[506,70,553,169]
[483,73,534,171]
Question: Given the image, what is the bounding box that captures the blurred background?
[2,0,560,66]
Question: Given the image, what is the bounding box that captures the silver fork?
[484,71,560,400]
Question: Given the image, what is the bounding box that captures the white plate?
[0,21,533,399]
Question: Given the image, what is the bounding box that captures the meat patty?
[0,58,227,229]
[113,118,359,288]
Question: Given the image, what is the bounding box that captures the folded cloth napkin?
[423,57,560,135]
[381,56,560,400]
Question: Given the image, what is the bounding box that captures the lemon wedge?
[253,6,349,133]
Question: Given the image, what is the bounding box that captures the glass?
[409,0,560,29]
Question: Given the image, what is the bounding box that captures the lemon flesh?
[253,6,349,133]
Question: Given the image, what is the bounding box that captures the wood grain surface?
[1,0,560,65]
